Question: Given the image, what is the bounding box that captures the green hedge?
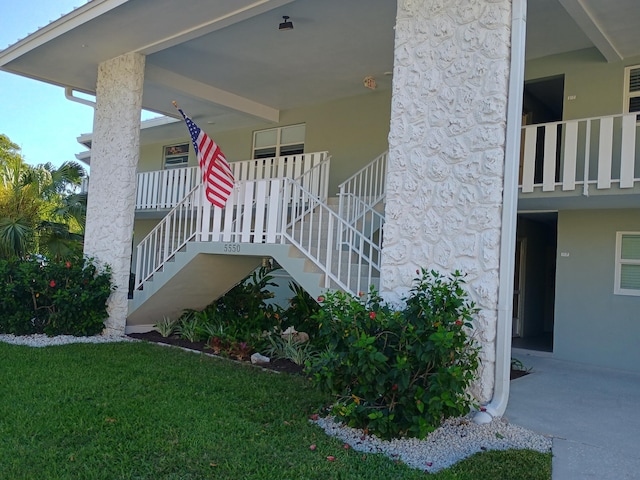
[0,256,113,336]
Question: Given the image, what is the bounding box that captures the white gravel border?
[313,415,551,473]
[0,333,135,347]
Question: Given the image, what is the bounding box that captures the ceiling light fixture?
[279,15,294,31]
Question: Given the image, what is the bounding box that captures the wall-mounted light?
[279,15,294,31]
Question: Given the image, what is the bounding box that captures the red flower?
[391,384,398,391]
[317,296,325,302]
[455,320,463,326]
[65,261,71,269]
[369,311,376,320]
[326,456,336,462]
[49,280,56,288]
[358,291,365,297]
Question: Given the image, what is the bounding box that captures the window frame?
[614,231,640,296]
[623,65,640,121]
[163,143,190,170]
[252,124,305,159]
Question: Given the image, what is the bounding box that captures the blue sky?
[0,1,156,170]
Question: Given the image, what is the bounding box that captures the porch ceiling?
[1,0,639,133]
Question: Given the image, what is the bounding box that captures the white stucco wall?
[84,53,145,335]
[383,0,513,402]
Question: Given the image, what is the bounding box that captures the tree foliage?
[0,134,87,259]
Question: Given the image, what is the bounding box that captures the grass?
[0,341,551,479]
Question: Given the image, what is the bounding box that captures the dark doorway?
[522,76,565,184]
[512,212,557,352]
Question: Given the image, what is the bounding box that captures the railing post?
[583,121,591,196]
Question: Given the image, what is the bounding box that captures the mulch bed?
[127,331,305,374]
[129,331,528,380]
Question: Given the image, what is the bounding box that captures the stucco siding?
[383,0,515,403]
[525,48,640,121]
[555,209,640,371]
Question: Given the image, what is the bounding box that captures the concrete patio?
[505,348,640,479]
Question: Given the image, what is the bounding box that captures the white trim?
[614,231,640,296]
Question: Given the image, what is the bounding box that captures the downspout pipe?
[65,87,96,108]
[474,0,527,424]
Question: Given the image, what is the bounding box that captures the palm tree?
[0,135,87,259]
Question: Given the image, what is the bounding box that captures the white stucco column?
[382,0,514,402]
[84,52,145,336]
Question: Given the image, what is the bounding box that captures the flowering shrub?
[306,269,479,439]
[0,256,113,336]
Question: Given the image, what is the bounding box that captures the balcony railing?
[520,113,639,195]
[77,152,330,210]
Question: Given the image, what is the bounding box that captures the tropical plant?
[154,316,179,337]
[284,281,321,336]
[264,331,319,366]
[175,315,204,343]
[0,135,87,260]
[306,269,480,440]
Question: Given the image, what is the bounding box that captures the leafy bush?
[0,255,113,336]
[306,269,480,439]
[283,281,321,337]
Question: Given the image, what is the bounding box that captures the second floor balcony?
[81,113,640,214]
[518,113,640,210]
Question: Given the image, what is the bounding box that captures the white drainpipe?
[474,0,527,424]
[65,87,96,108]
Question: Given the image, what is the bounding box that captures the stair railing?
[281,178,382,295]
[336,151,387,254]
[337,151,387,226]
[135,183,204,289]
[134,153,333,288]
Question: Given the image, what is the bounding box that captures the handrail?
[135,183,203,288]
[282,177,381,295]
[338,151,387,203]
[337,151,387,252]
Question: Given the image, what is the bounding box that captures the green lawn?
[0,341,551,479]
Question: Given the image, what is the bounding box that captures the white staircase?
[128,151,387,328]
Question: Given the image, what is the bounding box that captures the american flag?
[177,108,234,208]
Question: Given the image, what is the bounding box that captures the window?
[623,66,640,120]
[163,143,189,169]
[252,124,305,159]
[614,232,640,296]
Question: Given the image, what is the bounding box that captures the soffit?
[1,0,639,131]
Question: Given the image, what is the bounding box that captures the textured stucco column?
[84,53,145,336]
[382,0,513,402]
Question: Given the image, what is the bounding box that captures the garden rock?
[251,352,270,364]
[280,326,310,343]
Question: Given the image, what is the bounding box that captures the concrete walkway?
[505,348,640,479]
